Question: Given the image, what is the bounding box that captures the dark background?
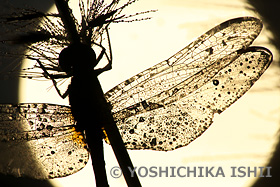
[0,2,55,187]
[247,0,280,186]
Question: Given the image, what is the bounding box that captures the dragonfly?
[0,0,273,186]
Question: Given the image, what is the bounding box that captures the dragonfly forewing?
[105,17,263,113]
[105,17,262,112]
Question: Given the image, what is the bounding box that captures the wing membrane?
[0,103,89,179]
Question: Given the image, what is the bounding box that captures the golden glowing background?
[18,0,280,186]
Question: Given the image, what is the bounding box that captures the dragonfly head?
[59,43,97,74]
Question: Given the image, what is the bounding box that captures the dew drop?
[129,129,134,134]
[150,138,157,146]
[213,79,219,86]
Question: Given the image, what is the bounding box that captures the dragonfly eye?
[59,43,97,73]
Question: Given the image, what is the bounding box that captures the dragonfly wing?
[105,17,263,114]
[112,47,272,151]
[0,103,89,179]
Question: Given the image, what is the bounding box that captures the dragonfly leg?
[93,45,112,76]
[94,28,113,76]
[34,58,71,99]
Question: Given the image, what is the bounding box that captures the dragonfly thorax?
[59,43,97,75]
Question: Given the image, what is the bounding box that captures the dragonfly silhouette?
[0,0,273,186]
